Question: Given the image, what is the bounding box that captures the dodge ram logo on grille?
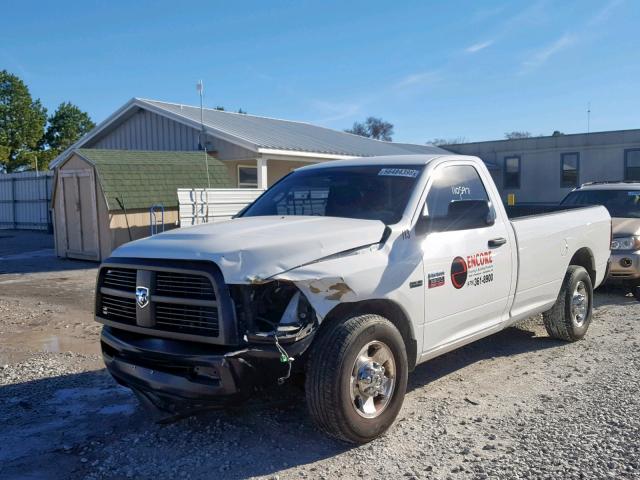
[136,286,149,308]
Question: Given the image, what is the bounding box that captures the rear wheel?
[633,285,640,302]
[305,314,408,444]
[543,265,593,341]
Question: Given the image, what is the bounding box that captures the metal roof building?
[51,98,446,189]
[446,129,640,204]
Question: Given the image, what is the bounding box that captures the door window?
[504,156,521,189]
[238,166,258,188]
[561,152,580,188]
[425,165,494,232]
[625,149,640,181]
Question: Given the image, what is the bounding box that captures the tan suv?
[561,182,640,299]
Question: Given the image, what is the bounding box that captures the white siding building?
[51,98,446,189]
[446,129,640,204]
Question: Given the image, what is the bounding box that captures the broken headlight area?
[229,281,318,344]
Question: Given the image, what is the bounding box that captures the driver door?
[420,162,513,354]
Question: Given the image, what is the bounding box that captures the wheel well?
[569,247,596,284]
[321,299,418,371]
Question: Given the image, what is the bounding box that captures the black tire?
[543,265,593,341]
[305,314,408,444]
[633,286,640,302]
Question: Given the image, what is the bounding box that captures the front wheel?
[543,265,593,341]
[305,314,408,444]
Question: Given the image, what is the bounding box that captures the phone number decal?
[466,273,494,287]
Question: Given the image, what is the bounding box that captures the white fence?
[0,171,53,230]
[177,188,265,226]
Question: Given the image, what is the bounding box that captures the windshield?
[561,189,640,218]
[241,165,424,225]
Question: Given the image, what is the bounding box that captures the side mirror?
[447,199,495,229]
[486,206,496,226]
[416,199,495,235]
[415,213,431,236]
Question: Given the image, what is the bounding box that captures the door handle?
[488,237,507,248]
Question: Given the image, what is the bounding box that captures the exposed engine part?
[229,281,318,343]
[273,334,294,385]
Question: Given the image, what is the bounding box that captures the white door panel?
[423,224,512,349]
[420,163,513,353]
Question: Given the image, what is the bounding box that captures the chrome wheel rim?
[571,281,588,327]
[349,341,396,419]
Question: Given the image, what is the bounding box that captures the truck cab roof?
[295,154,471,171]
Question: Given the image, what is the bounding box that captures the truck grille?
[102,268,137,292]
[101,294,137,323]
[155,304,219,336]
[155,272,215,299]
[97,264,222,341]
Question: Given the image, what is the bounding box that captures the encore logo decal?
[451,251,495,290]
[450,256,468,289]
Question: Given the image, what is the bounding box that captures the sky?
[2,0,639,144]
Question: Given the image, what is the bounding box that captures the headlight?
[611,236,640,251]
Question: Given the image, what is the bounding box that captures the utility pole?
[197,80,211,189]
[587,102,591,134]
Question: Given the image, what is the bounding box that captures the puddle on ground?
[0,248,56,261]
[0,330,100,364]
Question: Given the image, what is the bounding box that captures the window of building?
[504,156,521,189]
[561,152,580,188]
[625,149,640,181]
[238,165,258,188]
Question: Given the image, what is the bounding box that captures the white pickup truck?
[96,154,611,443]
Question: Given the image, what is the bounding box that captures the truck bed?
[505,203,585,219]
[507,205,611,322]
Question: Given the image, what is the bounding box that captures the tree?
[366,117,394,141]
[345,121,369,137]
[0,70,47,172]
[551,130,565,137]
[213,106,247,114]
[44,102,95,152]
[345,117,394,141]
[505,131,532,139]
[428,137,467,146]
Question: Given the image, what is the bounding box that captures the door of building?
[59,169,99,260]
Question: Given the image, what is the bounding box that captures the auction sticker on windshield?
[378,168,420,178]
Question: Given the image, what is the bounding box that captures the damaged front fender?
[306,278,356,301]
[272,245,389,320]
[271,231,425,343]
[279,276,359,320]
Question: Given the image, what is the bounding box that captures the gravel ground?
[0,232,639,479]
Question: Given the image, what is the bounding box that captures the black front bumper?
[101,326,313,406]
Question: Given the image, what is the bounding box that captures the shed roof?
[74,149,233,211]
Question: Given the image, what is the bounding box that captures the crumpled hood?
[612,217,640,237]
[110,215,387,284]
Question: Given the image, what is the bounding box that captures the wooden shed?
[51,149,233,261]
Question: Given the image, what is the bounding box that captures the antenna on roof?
[587,101,591,134]
[197,80,211,189]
